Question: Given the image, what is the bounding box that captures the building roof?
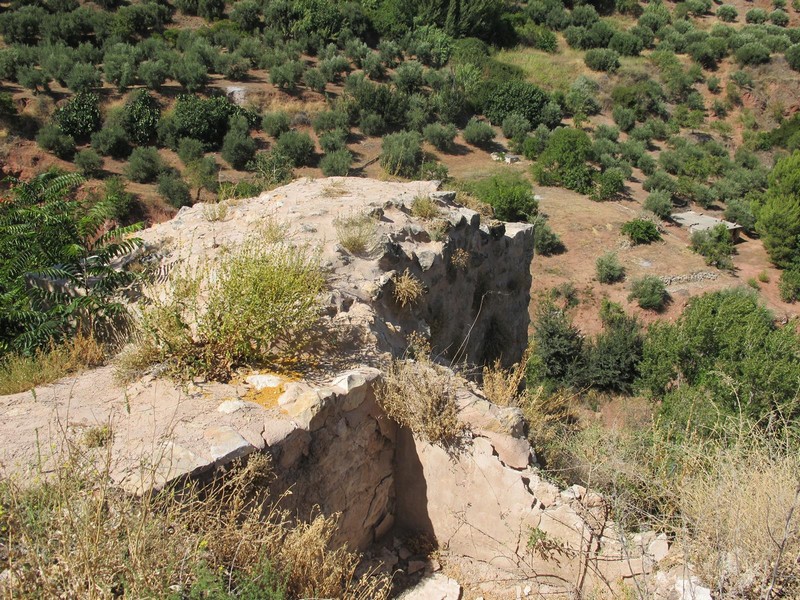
[672,210,742,232]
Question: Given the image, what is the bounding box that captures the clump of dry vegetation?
[481,352,529,407]
[121,239,324,381]
[333,212,379,255]
[377,357,465,447]
[0,334,105,395]
[202,200,229,222]
[410,195,440,219]
[392,269,424,307]
[450,248,470,270]
[0,451,390,599]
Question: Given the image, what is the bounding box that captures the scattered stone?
[204,426,255,465]
[398,573,462,600]
[217,399,247,414]
[246,374,283,390]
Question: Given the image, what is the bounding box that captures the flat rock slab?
[398,574,462,600]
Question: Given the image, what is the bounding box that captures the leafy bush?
[221,115,256,170]
[612,106,636,132]
[756,152,800,267]
[125,146,164,183]
[271,60,305,92]
[318,130,348,153]
[319,149,352,176]
[157,173,192,209]
[584,49,620,73]
[469,172,538,222]
[392,60,424,94]
[380,131,423,177]
[724,197,756,232]
[54,92,101,142]
[736,42,771,66]
[716,4,738,21]
[462,117,495,147]
[275,130,315,167]
[74,149,103,177]
[526,302,584,390]
[770,9,789,26]
[593,168,625,201]
[596,252,625,283]
[745,8,768,23]
[644,190,673,219]
[502,113,531,142]
[628,276,668,311]
[533,127,594,194]
[177,137,205,165]
[786,45,800,72]
[480,80,549,127]
[779,269,800,302]
[533,220,565,255]
[260,112,290,140]
[122,91,160,146]
[334,212,378,255]
[422,122,457,152]
[313,111,349,135]
[691,224,735,270]
[91,125,131,159]
[164,95,239,150]
[37,123,75,160]
[621,218,661,244]
[610,31,643,56]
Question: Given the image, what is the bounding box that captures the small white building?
[671,210,743,242]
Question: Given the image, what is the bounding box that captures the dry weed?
[377,357,465,447]
[334,212,379,255]
[202,200,229,222]
[410,195,440,219]
[321,180,349,198]
[450,248,470,270]
[481,350,529,406]
[393,269,424,307]
[455,190,493,218]
[426,218,451,241]
[0,450,390,599]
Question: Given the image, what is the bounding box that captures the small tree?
[533,219,565,255]
[462,117,495,147]
[779,269,800,302]
[275,130,315,167]
[37,124,75,160]
[221,115,256,170]
[628,276,668,311]
[91,125,131,159]
[502,113,531,142]
[470,172,538,222]
[596,252,625,283]
[643,189,673,219]
[261,111,291,138]
[593,168,625,201]
[320,149,352,176]
[380,131,423,177]
[422,122,457,152]
[75,149,103,177]
[584,49,620,73]
[122,91,160,146]
[716,5,738,21]
[186,156,220,202]
[157,173,192,208]
[178,137,205,165]
[125,147,164,183]
[621,218,661,244]
[54,92,101,142]
[691,224,734,270]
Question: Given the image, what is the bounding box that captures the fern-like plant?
[0,172,143,355]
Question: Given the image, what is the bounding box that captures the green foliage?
[313,111,349,135]
[91,125,131,159]
[786,45,800,72]
[527,302,584,391]
[380,131,423,177]
[275,130,315,167]
[533,127,594,194]
[481,80,549,128]
[319,149,352,176]
[639,289,800,428]
[37,124,75,160]
[716,4,738,20]
[422,122,457,152]
[746,8,768,23]
[177,137,205,165]
[65,63,101,93]
[318,130,348,154]
[736,42,771,66]
[644,190,673,219]
[593,168,625,201]
[779,269,800,302]
[270,60,305,92]
[0,173,141,354]
[691,224,735,270]
[74,149,103,178]
[122,91,160,146]
[517,22,558,53]
[756,151,800,268]
[724,197,756,233]
[621,219,661,245]
[222,115,256,170]
[628,275,668,311]
[54,92,101,142]
[157,173,192,209]
[501,113,531,143]
[469,172,538,222]
[612,106,636,132]
[584,49,620,73]
[533,219,565,255]
[770,9,789,25]
[249,151,294,188]
[125,147,164,183]
[462,117,495,147]
[261,111,291,138]
[173,55,209,92]
[596,252,625,284]
[582,302,643,392]
[164,95,239,150]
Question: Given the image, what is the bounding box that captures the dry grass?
[202,200,229,222]
[321,180,350,198]
[392,269,425,307]
[410,195,440,219]
[494,47,587,94]
[455,190,493,218]
[0,334,105,395]
[481,351,529,406]
[450,248,470,270]
[82,424,112,449]
[377,357,465,447]
[0,451,390,599]
[426,218,451,241]
[334,212,379,255]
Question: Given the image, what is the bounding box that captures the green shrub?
[318,130,348,153]
[621,218,661,244]
[91,125,131,159]
[724,197,756,232]
[221,115,256,170]
[526,302,584,390]
[593,168,625,201]
[779,269,800,302]
[313,110,349,135]
[628,275,668,310]
[157,173,192,208]
[533,219,565,255]
[422,122,457,152]
[359,112,386,136]
[462,117,495,147]
[596,252,625,283]
[480,80,549,127]
[716,5,738,21]
[609,31,643,56]
[261,111,291,138]
[501,113,531,142]
[644,190,673,219]
[522,125,551,159]
[756,152,800,267]
[584,49,620,73]
[745,8,768,23]
[787,45,800,72]
[65,63,101,93]
[178,137,205,165]
[275,130,315,167]
[469,172,538,222]
[125,147,164,183]
[54,92,101,142]
[121,91,160,146]
[37,123,75,160]
[691,224,735,270]
[319,149,352,176]
[249,151,294,187]
[770,9,789,26]
[380,131,423,177]
[74,149,103,177]
[736,42,771,66]
[612,106,636,132]
[164,95,239,150]
[533,127,594,194]
[392,60,424,94]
